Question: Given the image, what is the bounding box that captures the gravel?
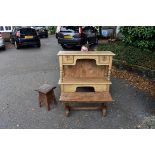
[0,35,154,129]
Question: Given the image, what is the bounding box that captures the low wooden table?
[60,92,113,117]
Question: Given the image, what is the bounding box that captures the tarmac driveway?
[0,35,154,129]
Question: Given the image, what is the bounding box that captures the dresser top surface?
[57,51,115,56]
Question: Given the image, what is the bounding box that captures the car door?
[90,27,97,43]
[83,26,96,44]
[10,28,16,43]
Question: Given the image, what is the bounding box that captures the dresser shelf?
[59,78,112,85]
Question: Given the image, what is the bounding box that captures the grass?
[97,41,155,70]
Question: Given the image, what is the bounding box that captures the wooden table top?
[57,51,115,56]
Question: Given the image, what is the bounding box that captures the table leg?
[102,103,107,117]
[64,104,70,117]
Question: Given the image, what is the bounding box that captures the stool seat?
[36,84,57,111]
[37,84,56,94]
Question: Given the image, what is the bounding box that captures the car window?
[83,26,91,32]
[5,26,11,31]
[20,28,37,36]
[91,27,95,32]
[83,27,96,34]
[12,28,16,33]
[60,26,79,33]
[0,26,4,31]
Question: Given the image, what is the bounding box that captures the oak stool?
[36,84,57,111]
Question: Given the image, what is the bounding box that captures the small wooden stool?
[36,84,57,111]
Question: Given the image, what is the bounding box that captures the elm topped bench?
[60,92,113,116]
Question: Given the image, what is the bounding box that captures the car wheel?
[61,44,67,49]
[46,35,48,38]
[10,38,14,44]
[37,43,41,48]
[15,41,20,49]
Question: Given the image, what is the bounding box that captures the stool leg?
[38,95,42,107]
[51,91,57,105]
[53,94,57,104]
[45,96,50,111]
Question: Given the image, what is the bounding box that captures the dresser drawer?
[62,56,74,64]
[99,56,110,64]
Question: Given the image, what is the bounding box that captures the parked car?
[0,26,14,41]
[10,27,41,49]
[32,26,48,38]
[0,35,5,50]
[57,26,98,48]
[0,26,13,33]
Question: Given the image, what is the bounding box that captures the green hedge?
[120,26,155,49]
[97,41,155,70]
[48,26,56,35]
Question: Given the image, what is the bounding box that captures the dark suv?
[57,26,98,48]
[10,27,41,49]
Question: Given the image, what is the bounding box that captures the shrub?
[119,26,155,49]
[48,26,56,35]
[97,41,155,70]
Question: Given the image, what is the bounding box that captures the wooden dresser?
[58,51,115,116]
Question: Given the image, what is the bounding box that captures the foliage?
[119,26,155,49]
[48,26,56,35]
[97,41,155,70]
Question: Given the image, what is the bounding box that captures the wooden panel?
[60,92,113,102]
[63,59,108,79]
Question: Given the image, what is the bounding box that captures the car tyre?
[15,41,20,49]
[61,44,67,49]
[10,38,14,44]
[37,43,41,48]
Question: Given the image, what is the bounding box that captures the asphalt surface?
[0,35,154,129]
